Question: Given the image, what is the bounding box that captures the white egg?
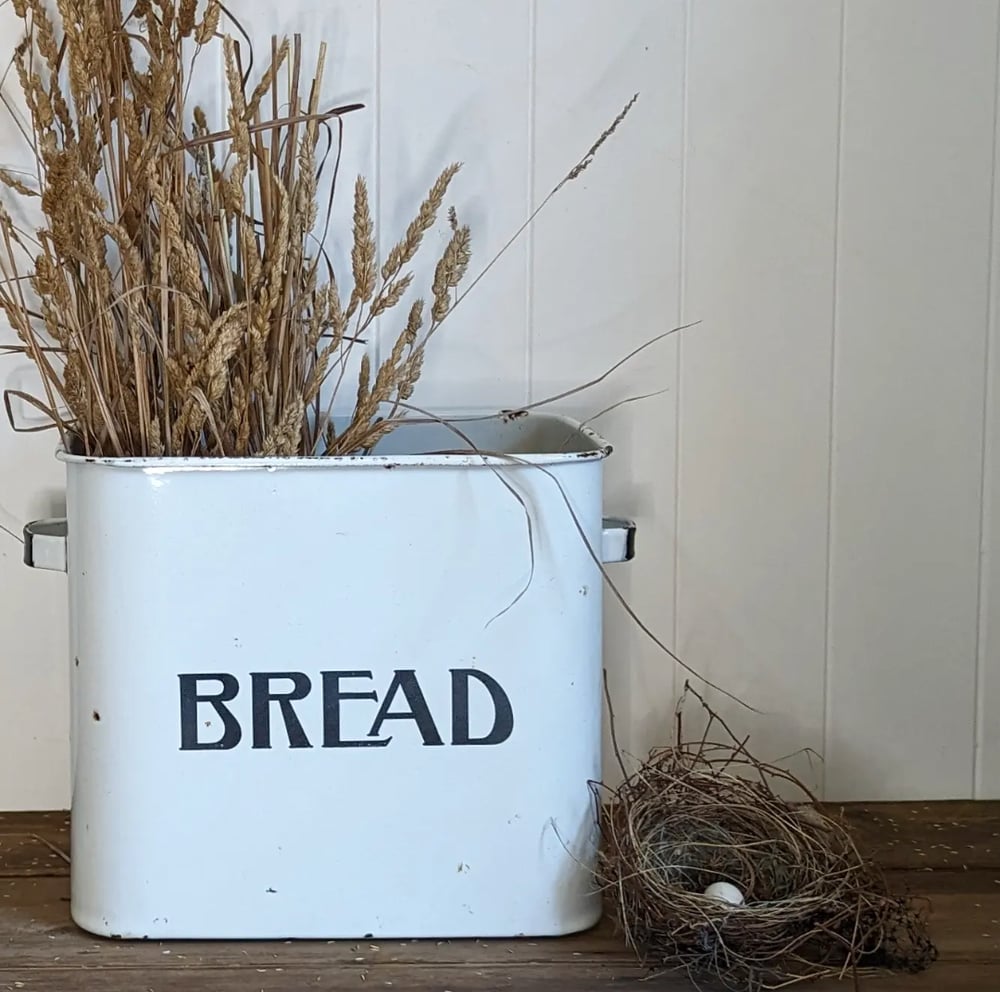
[703,881,745,906]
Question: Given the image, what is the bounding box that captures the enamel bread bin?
[23,412,635,940]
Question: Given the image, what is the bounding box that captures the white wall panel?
[378,0,533,412]
[826,0,998,800]
[531,0,686,776]
[678,0,842,794]
[2,1,1000,807]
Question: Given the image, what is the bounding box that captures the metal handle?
[23,518,67,572]
[601,517,636,563]
[22,515,634,572]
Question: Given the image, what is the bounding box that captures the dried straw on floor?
[593,684,937,991]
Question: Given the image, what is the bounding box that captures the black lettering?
[368,670,444,746]
[251,672,312,749]
[322,671,390,748]
[450,669,514,746]
[179,674,242,750]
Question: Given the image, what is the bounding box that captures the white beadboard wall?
[1,0,999,808]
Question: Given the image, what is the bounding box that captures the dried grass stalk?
[593,683,937,991]
[0,0,470,457]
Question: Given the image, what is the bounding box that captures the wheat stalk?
[0,1,636,459]
[0,0,469,458]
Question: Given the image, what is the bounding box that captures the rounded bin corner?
[69,903,127,940]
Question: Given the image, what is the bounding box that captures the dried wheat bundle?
[593,684,937,991]
[0,0,470,457]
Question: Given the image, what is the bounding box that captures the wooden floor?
[0,803,996,990]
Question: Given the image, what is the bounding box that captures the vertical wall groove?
[822,0,849,802]
[973,0,1000,798]
[372,0,383,372]
[672,0,691,706]
[525,0,538,407]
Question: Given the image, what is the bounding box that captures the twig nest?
[592,685,938,991]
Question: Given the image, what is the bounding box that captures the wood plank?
[4,804,999,876]
[0,807,995,990]
[0,875,993,989]
[676,0,842,796]
[0,837,67,878]
[0,869,993,965]
[2,962,994,992]
[0,877,628,968]
[0,944,990,989]
[4,804,994,864]
[901,894,1000,961]
[0,964,645,992]
[4,805,997,877]
[530,0,686,779]
[826,0,999,801]
[835,801,1000,869]
[377,0,532,412]
[3,804,998,875]
[0,813,68,839]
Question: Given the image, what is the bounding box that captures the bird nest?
[592,684,937,990]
